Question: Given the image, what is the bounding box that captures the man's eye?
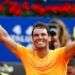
[33,34,38,37]
[41,33,46,36]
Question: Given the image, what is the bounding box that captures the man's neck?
[33,47,49,58]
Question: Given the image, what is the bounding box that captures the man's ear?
[48,36,51,42]
[31,36,35,45]
[30,35,32,42]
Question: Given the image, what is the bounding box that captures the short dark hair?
[32,22,48,36]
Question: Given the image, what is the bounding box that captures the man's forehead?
[33,28,47,34]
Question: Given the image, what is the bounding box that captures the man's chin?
[37,45,46,49]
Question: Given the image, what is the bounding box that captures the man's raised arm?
[0,25,18,53]
[65,40,75,57]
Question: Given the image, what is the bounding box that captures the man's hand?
[0,25,10,42]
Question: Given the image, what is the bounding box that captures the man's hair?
[48,18,70,47]
[32,22,48,36]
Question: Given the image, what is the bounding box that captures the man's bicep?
[4,37,30,58]
[65,41,75,57]
[3,37,20,54]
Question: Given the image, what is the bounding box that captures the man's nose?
[39,35,42,38]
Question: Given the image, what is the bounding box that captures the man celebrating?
[0,21,75,75]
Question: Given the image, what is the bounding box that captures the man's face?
[32,28,49,49]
